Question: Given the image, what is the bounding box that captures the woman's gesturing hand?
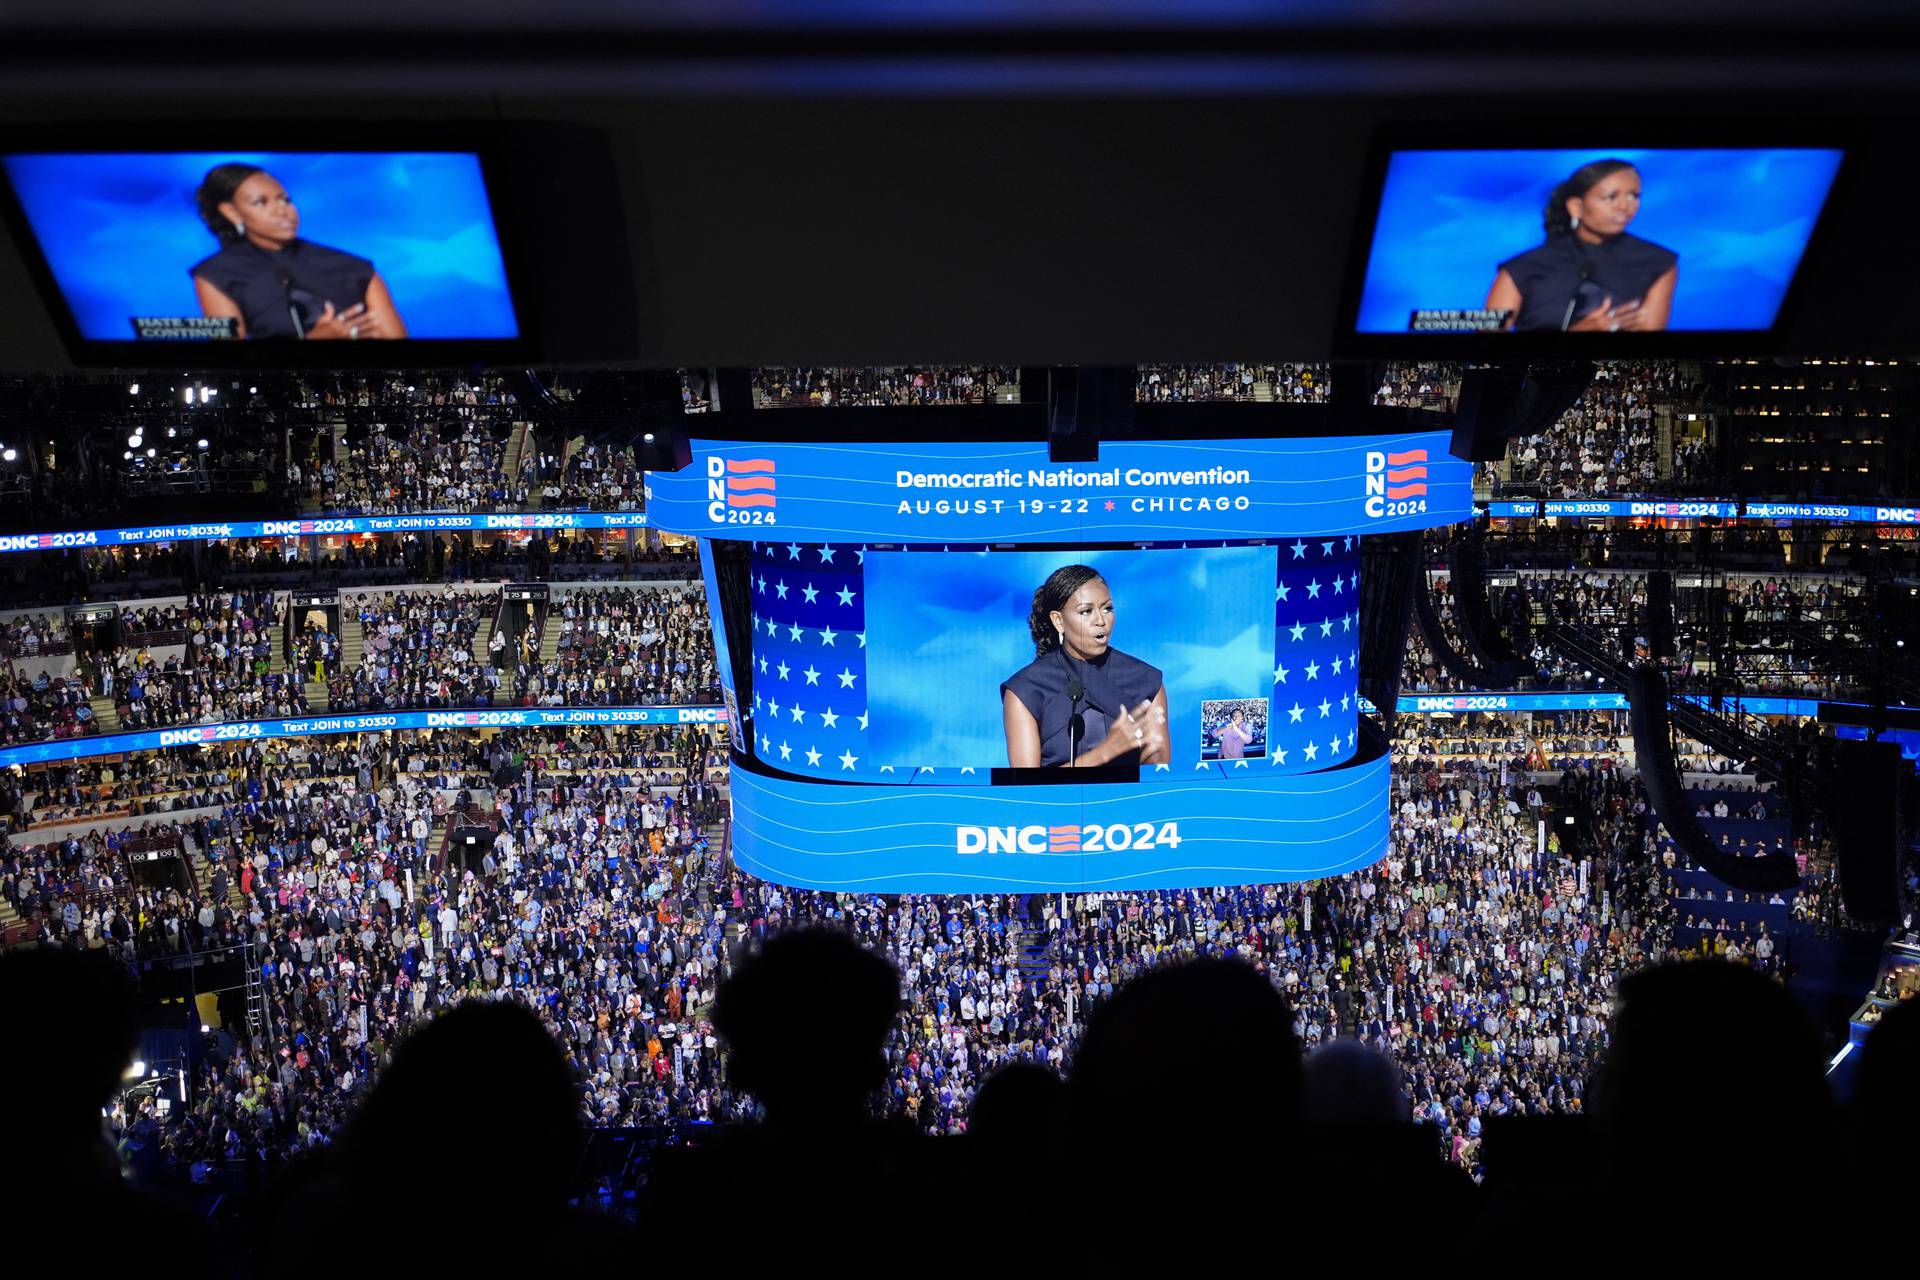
[306,301,389,340]
[1098,699,1167,763]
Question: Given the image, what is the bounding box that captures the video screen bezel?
[1332,126,1855,360]
[0,123,543,369]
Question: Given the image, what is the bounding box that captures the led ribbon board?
[0,510,649,554]
[0,705,723,768]
[1488,498,1920,524]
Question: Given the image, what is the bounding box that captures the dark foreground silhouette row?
[7,929,1914,1273]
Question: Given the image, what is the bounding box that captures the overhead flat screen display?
[1,151,519,344]
[1353,147,1843,335]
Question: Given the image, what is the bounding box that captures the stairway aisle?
[88,694,121,734]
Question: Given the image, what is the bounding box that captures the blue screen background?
[1355,147,1843,333]
[865,546,1277,768]
[3,151,519,340]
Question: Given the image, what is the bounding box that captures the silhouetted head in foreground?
[1069,959,1300,1169]
[1591,962,1832,1197]
[1301,1039,1410,1129]
[337,999,580,1213]
[969,1060,1066,1149]
[712,927,902,1127]
[0,947,138,1151]
[1853,994,1920,1161]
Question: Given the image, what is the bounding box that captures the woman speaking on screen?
[1484,159,1678,333]
[189,163,408,340]
[1001,564,1169,768]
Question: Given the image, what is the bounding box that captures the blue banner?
[1488,497,1920,525]
[646,434,1473,544]
[1382,690,1831,717]
[0,705,724,769]
[0,510,650,555]
[727,749,1389,893]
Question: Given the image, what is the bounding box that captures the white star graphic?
[768,698,782,717]
[1342,614,1352,633]
[759,733,771,753]
[1276,582,1291,602]
[855,549,865,565]
[839,749,858,770]
[754,692,762,710]
[1347,731,1356,750]
[777,661,791,681]
[764,618,777,636]
[1321,540,1335,556]
[1318,698,1332,718]
[1343,536,1354,551]
[803,665,820,685]
[837,586,856,607]
[880,764,894,773]
[787,623,804,642]
[1341,693,1351,712]
[1274,663,1289,685]
[806,746,823,766]
[758,656,768,674]
[1328,737,1341,756]
[790,705,806,723]
[775,580,789,600]
[1288,702,1305,723]
[802,583,819,604]
[756,575,767,594]
[856,633,867,648]
[1332,657,1343,675]
[1305,660,1320,680]
[778,741,792,761]
[960,766,975,775]
[1303,740,1320,761]
[1289,622,1307,642]
[1306,578,1322,599]
[1154,762,1171,772]
[1291,541,1308,559]
[1195,760,1210,770]
[819,547,836,563]
[787,543,802,560]
[1349,572,1359,590]
[820,708,840,729]
[1320,618,1334,637]
[919,767,935,775]
[1332,576,1343,595]
[819,626,838,646]
[857,711,869,730]
[838,668,857,688]
[1274,746,1289,765]
[1234,758,1249,769]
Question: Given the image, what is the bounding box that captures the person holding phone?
[1484,159,1678,333]
[190,162,408,341]
[1001,564,1169,768]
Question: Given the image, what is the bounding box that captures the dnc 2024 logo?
[956,821,1183,854]
[1364,449,1427,519]
[706,456,778,526]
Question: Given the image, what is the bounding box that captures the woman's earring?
[231,220,245,236]
[1056,628,1064,647]
[1570,215,1580,230]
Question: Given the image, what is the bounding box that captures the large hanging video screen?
[1,150,520,344]
[1352,147,1844,335]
